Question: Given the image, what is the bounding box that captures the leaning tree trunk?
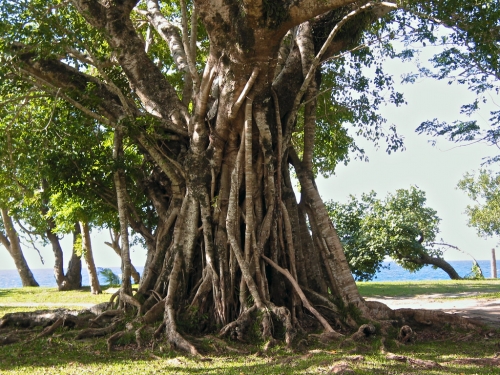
[79,221,102,294]
[0,208,39,287]
[407,253,463,280]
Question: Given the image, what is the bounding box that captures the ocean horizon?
[0,260,499,288]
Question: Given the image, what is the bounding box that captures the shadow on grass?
[0,330,500,374]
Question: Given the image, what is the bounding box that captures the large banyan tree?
[1,0,498,353]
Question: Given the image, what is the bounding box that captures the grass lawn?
[0,286,112,305]
[357,279,500,299]
[0,282,499,374]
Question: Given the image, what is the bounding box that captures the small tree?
[327,187,462,280]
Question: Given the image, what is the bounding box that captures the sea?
[0,260,499,288]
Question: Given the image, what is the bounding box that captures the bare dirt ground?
[367,293,500,328]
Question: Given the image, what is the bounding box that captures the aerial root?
[107,331,126,351]
[165,324,200,356]
[141,298,166,325]
[218,304,298,348]
[135,325,153,349]
[195,335,245,354]
[219,305,257,341]
[109,290,120,308]
[262,255,340,336]
[269,305,296,347]
[120,291,143,316]
[153,322,165,339]
[0,309,92,332]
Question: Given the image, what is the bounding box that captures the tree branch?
[287,1,398,131]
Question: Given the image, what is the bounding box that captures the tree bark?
[407,253,463,280]
[105,230,140,284]
[80,221,102,294]
[113,129,132,298]
[0,208,39,287]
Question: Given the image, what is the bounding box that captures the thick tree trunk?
[62,225,83,290]
[46,223,66,288]
[80,221,102,294]
[45,224,82,291]
[0,208,39,287]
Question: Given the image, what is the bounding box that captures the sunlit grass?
[0,287,112,306]
[357,279,500,298]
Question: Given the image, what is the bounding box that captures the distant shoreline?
[1,260,498,288]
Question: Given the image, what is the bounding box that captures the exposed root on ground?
[397,325,416,343]
[380,337,442,369]
[365,300,486,330]
[350,324,376,341]
[0,293,496,367]
[445,357,500,366]
[76,319,123,340]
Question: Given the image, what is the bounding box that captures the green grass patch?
[357,279,500,298]
[0,287,111,306]
[1,283,500,374]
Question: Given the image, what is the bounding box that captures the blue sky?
[317,55,500,261]
[1,44,499,270]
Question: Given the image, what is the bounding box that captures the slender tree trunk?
[113,129,132,298]
[0,208,39,287]
[80,221,102,294]
[105,229,140,284]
